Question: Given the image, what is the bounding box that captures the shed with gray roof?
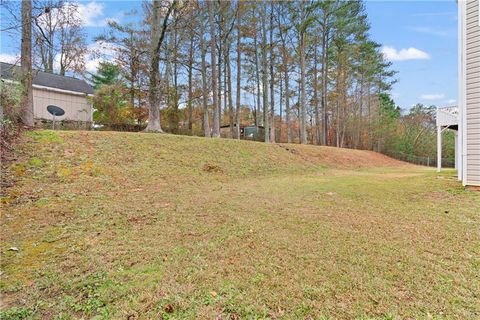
[1,62,94,126]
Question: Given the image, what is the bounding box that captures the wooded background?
[1,0,455,164]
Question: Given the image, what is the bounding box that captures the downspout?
[458,0,467,185]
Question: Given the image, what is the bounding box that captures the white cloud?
[85,59,102,73]
[84,41,118,73]
[77,2,105,27]
[419,94,445,100]
[446,99,456,104]
[382,46,430,61]
[0,53,19,65]
[408,26,454,37]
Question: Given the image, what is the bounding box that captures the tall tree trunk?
[218,20,223,127]
[146,1,163,132]
[297,84,301,140]
[199,17,210,137]
[299,30,307,144]
[269,1,275,142]
[313,42,321,145]
[187,31,194,134]
[45,8,54,73]
[284,67,291,143]
[279,71,283,142]
[367,83,372,150]
[278,24,291,143]
[298,1,307,144]
[165,33,171,110]
[20,0,34,127]
[227,47,234,138]
[146,0,175,132]
[356,74,365,149]
[234,3,241,139]
[335,59,341,147]
[173,28,179,133]
[321,26,329,145]
[254,34,261,126]
[223,46,228,120]
[207,0,220,137]
[261,2,269,143]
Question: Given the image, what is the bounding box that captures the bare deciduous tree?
[33,0,87,75]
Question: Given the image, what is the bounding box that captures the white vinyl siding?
[466,0,480,185]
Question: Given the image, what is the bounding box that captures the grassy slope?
[1,130,479,319]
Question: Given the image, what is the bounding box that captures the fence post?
[427,157,430,167]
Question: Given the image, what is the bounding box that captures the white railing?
[436,106,458,127]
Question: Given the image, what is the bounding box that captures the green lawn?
[1,130,479,319]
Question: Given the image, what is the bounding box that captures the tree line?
[2,0,454,163]
[94,0,397,147]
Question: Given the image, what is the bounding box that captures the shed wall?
[33,87,92,123]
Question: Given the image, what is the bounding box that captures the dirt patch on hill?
[278,143,413,169]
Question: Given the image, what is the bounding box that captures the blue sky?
[365,0,458,110]
[0,0,459,111]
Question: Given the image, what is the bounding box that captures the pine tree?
[91,62,122,90]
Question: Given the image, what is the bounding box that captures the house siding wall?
[466,0,480,185]
[33,87,92,123]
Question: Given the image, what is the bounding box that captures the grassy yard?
[1,130,479,319]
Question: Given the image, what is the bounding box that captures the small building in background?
[0,62,94,128]
[220,124,265,141]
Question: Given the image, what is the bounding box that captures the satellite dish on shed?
[47,105,65,130]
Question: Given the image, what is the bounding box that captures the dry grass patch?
[1,130,479,319]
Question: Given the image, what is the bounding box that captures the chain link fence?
[383,150,455,168]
